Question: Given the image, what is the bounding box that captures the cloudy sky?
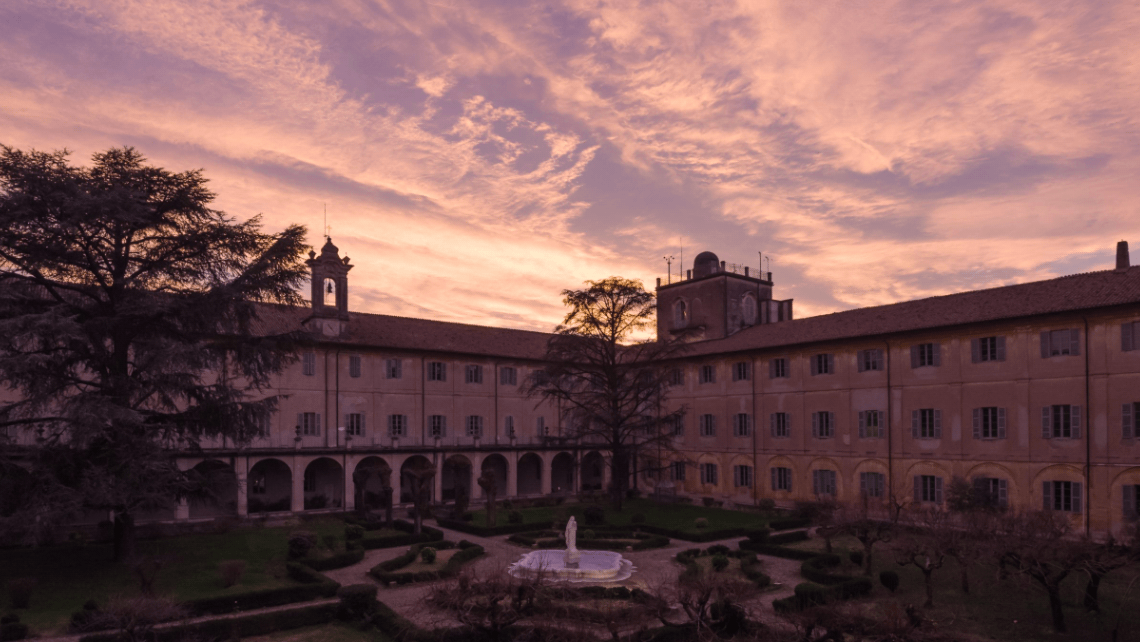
[2,0,1137,332]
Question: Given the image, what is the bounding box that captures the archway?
[400,455,435,504]
[248,458,292,513]
[551,452,575,495]
[188,460,238,519]
[517,453,543,495]
[481,454,509,497]
[353,457,392,511]
[303,457,344,509]
[442,455,473,503]
[581,451,605,491]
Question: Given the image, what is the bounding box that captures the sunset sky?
[2,0,1137,333]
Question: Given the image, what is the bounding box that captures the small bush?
[461,512,474,522]
[344,525,365,541]
[702,497,716,507]
[322,534,339,552]
[218,560,247,588]
[583,505,606,526]
[6,579,35,610]
[757,498,776,511]
[849,551,864,566]
[336,584,378,621]
[794,582,829,607]
[626,488,641,499]
[746,528,771,543]
[695,517,709,529]
[288,531,317,559]
[631,513,646,524]
[420,547,437,564]
[555,496,566,505]
[582,529,596,540]
[457,539,476,549]
[707,544,730,556]
[507,510,523,524]
[502,499,513,509]
[711,554,730,572]
[880,570,900,593]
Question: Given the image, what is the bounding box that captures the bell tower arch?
[306,237,353,336]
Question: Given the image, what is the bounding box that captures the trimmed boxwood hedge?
[674,546,771,589]
[635,524,770,543]
[767,517,812,531]
[507,529,669,551]
[78,602,339,642]
[434,517,539,536]
[299,543,366,571]
[737,530,812,558]
[369,541,485,586]
[355,520,445,550]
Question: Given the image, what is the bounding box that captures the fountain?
[508,516,636,582]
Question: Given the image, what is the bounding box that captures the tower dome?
[692,251,720,278]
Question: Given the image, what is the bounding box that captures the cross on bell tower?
[306,237,353,335]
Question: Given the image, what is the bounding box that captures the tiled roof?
[249,304,556,360]
[682,265,1140,357]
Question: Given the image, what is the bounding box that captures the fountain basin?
[509,549,635,582]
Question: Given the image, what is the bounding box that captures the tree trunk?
[1048,586,1066,632]
[922,569,934,608]
[113,511,136,562]
[1084,572,1103,612]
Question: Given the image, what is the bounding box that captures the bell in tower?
[305,237,353,336]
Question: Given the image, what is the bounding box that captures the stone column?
[540,453,552,496]
[343,457,355,512]
[508,454,519,498]
[291,457,306,513]
[236,460,249,518]
[434,454,444,504]
[471,453,484,501]
[175,498,190,521]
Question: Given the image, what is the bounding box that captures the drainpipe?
[752,353,759,506]
[1083,317,1091,536]
[885,340,893,512]
[336,349,345,514]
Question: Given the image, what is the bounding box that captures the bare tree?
[895,507,951,608]
[991,509,1086,633]
[834,498,895,576]
[1079,525,1140,612]
[429,565,548,641]
[406,461,436,535]
[479,469,498,527]
[84,596,187,642]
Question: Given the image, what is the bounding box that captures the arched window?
[323,278,336,306]
[673,299,689,329]
[742,294,758,325]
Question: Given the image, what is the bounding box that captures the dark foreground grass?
[241,621,395,642]
[0,517,348,635]
[468,498,772,535]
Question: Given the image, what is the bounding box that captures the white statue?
[564,516,580,567]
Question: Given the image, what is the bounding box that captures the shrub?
[457,539,476,549]
[631,513,646,524]
[794,582,829,607]
[880,570,900,593]
[461,512,474,522]
[711,554,730,572]
[582,529,596,540]
[288,531,317,559]
[583,505,605,526]
[218,560,247,588]
[421,547,437,564]
[746,528,771,543]
[507,510,523,524]
[707,544,730,556]
[304,493,329,510]
[344,524,364,541]
[849,551,864,566]
[0,621,28,641]
[702,497,716,507]
[336,584,378,621]
[6,579,35,610]
[502,499,513,509]
[625,487,641,499]
[757,498,776,511]
[694,518,709,529]
[322,534,339,552]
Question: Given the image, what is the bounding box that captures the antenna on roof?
[323,203,330,240]
[663,255,674,284]
[679,237,683,280]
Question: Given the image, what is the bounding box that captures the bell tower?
[306,237,353,336]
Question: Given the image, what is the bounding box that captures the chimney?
[720,260,726,272]
[1117,240,1131,271]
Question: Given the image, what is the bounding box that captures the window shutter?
[910,345,919,369]
[857,350,866,372]
[997,408,1006,439]
[911,410,919,438]
[997,336,1007,361]
[829,412,836,437]
[935,477,944,504]
[771,467,777,491]
[1073,483,1083,513]
[933,409,942,438]
[770,414,776,437]
[787,471,792,493]
[826,354,835,373]
[813,470,820,495]
[810,356,818,376]
[1042,406,1052,439]
[914,476,922,502]
[1125,485,1137,519]
[971,339,980,363]
[859,411,866,438]
[769,360,776,378]
[1070,329,1081,356]
[296,413,303,434]
[933,343,941,367]
[316,414,321,434]
[1124,403,1135,439]
[1040,331,1051,358]
[1043,481,1053,511]
[860,472,868,495]
[998,479,1008,507]
[1124,322,1136,352]
[972,408,981,439]
[1071,405,1081,439]
[812,413,819,438]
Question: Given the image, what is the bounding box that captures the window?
[973,407,1006,439]
[857,349,883,372]
[770,412,790,438]
[813,469,837,496]
[858,410,884,438]
[700,463,719,486]
[734,465,753,488]
[388,414,407,438]
[670,415,685,437]
[860,472,885,498]
[251,475,266,495]
[1041,329,1080,357]
[299,412,320,436]
[668,368,684,386]
[1043,480,1082,513]
[699,414,716,437]
[699,365,716,384]
[500,367,517,386]
[504,415,515,439]
[1124,402,1140,439]
[911,408,942,439]
[430,415,447,439]
[386,358,402,379]
[973,477,1008,508]
[303,468,316,493]
[733,413,752,437]
[465,365,483,384]
[537,416,547,436]
[916,475,944,504]
[1123,484,1140,520]
[732,361,751,381]
[427,361,446,382]
[673,299,689,329]
[812,411,835,438]
[672,461,686,482]
[971,336,1006,362]
[742,294,758,325]
[1123,321,1139,352]
[911,342,940,368]
[302,352,316,376]
[810,353,834,375]
[466,415,484,438]
[769,358,789,378]
[1042,404,1082,439]
[772,467,792,492]
[346,412,364,437]
[348,355,361,378]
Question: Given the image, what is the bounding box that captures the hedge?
[434,517,538,536]
[369,543,486,586]
[507,529,669,551]
[78,602,338,642]
[736,530,812,558]
[772,577,874,613]
[673,546,771,589]
[182,563,339,616]
[356,520,445,550]
[635,523,771,543]
[298,546,366,571]
[767,517,812,531]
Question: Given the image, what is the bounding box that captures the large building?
[8,238,1140,536]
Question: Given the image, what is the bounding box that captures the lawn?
[467,498,772,536]
[0,517,348,636]
[241,622,395,642]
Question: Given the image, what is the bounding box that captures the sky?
[2,0,1138,333]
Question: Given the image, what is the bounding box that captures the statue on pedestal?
[564,515,580,567]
